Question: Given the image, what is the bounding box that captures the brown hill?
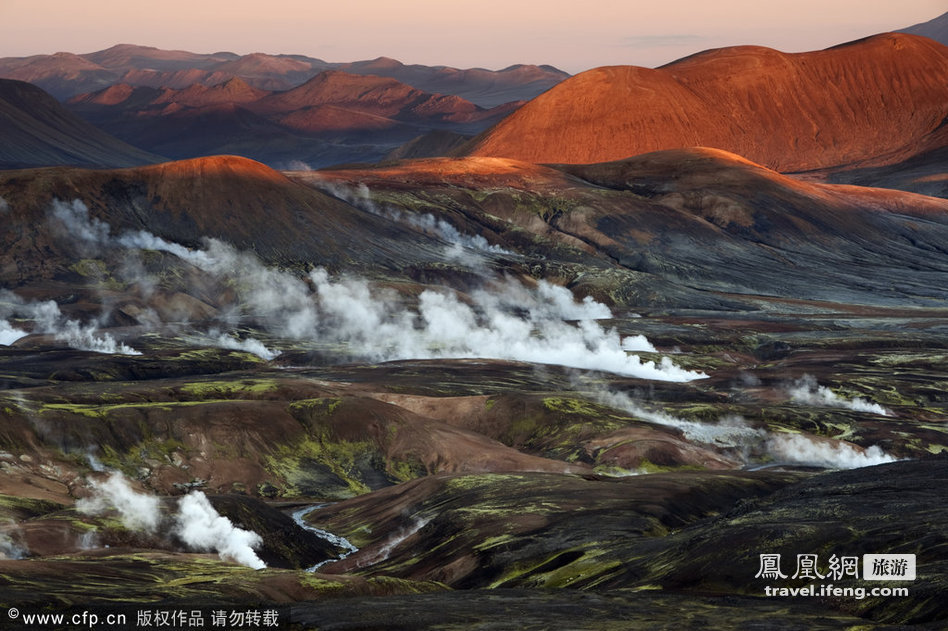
[336,58,569,108]
[70,82,153,107]
[463,33,948,172]
[384,130,473,161]
[151,77,269,107]
[0,155,448,285]
[314,149,948,307]
[66,71,518,166]
[0,52,117,99]
[211,53,318,79]
[275,104,414,135]
[0,79,161,168]
[83,44,237,73]
[117,67,219,90]
[254,71,480,121]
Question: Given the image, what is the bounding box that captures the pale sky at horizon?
[1,1,944,74]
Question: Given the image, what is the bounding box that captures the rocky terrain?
[0,28,946,631]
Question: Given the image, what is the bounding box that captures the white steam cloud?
[0,523,28,560]
[347,517,432,570]
[76,472,266,569]
[584,384,896,470]
[282,160,313,171]
[77,472,161,532]
[209,330,281,361]
[314,180,510,263]
[47,198,703,381]
[50,199,214,268]
[789,375,890,416]
[86,451,106,472]
[0,319,27,346]
[0,289,140,355]
[766,433,896,468]
[175,491,266,570]
[590,387,763,447]
[50,199,110,251]
[0,196,9,213]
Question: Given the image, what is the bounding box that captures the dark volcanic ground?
[0,150,945,629]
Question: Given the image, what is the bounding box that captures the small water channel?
[290,505,359,572]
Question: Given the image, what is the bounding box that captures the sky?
[1,1,943,73]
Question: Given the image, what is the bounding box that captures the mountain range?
[460,33,948,175]
[65,71,519,167]
[0,44,568,106]
[1,21,948,629]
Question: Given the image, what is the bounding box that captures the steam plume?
[282,160,313,171]
[349,517,431,570]
[209,330,280,361]
[47,198,703,381]
[589,387,763,447]
[0,524,27,560]
[0,320,27,346]
[86,451,106,472]
[312,180,510,262]
[76,472,266,569]
[789,375,890,416]
[76,472,161,532]
[581,382,896,469]
[0,289,140,355]
[766,433,896,468]
[50,199,110,254]
[174,491,266,570]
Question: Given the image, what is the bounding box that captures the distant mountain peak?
[464,33,948,172]
[898,10,948,46]
[366,56,404,68]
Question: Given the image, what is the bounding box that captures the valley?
[0,14,947,629]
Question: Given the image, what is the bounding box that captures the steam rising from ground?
[209,330,281,361]
[0,320,27,346]
[349,517,432,570]
[766,433,896,468]
[591,387,763,447]
[45,198,704,381]
[0,289,140,355]
[789,375,890,415]
[77,472,160,532]
[76,472,266,569]
[313,180,510,263]
[0,525,27,560]
[583,383,896,469]
[175,491,265,570]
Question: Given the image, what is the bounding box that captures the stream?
[290,505,359,572]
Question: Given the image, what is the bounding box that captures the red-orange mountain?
[254,71,509,127]
[66,71,520,166]
[463,34,948,172]
[0,155,448,282]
